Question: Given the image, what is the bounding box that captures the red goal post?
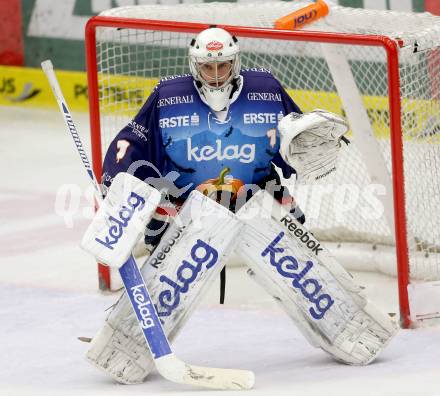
[85,6,440,328]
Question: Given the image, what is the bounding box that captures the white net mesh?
[90,1,440,281]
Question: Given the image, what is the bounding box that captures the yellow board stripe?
[1,65,438,141]
[287,88,440,141]
[0,65,89,111]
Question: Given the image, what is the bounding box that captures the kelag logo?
[95,191,146,250]
[187,138,255,163]
[261,232,334,320]
[157,239,218,318]
[131,283,155,329]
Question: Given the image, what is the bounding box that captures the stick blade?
[156,354,255,390]
[182,365,255,390]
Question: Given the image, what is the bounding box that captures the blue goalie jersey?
[102,69,301,199]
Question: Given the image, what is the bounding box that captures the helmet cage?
[189,54,240,90]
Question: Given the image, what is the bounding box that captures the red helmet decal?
[206,41,224,51]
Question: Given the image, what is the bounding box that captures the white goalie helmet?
[189,27,241,111]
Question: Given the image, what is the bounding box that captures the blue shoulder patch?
[154,75,197,106]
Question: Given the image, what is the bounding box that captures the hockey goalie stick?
[41,59,254,390]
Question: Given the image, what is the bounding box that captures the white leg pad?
[237,190,398,365]
[86,192,242,383]
[86,317,154,384]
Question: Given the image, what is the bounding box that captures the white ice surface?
[1,106,440,396]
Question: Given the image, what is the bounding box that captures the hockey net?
[85,1,440,326]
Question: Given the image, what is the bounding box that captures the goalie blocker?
[237,190,398,365]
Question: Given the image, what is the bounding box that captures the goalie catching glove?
[278,109,349,183]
